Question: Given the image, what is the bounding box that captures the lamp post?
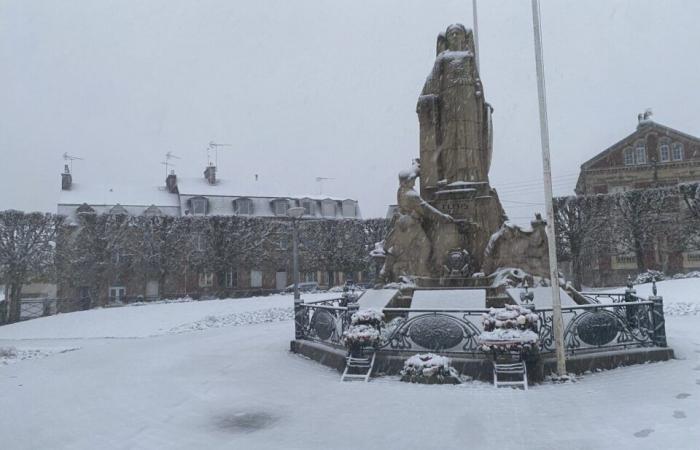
[287,207,305,303]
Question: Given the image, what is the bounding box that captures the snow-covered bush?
[0,346,18,358]
[479,305,539,352]
[350,309,384,327]
[400,353,461,385]
[633,270,666,285]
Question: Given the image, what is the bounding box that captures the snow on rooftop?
[58,182,179,207]
[176,176,355,202]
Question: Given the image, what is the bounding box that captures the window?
[623,148,635,166]
[278,235,289,250]
[615,255,636,265]
[225,270,237,288]
[321,199,337,217]
[194,234,206,252]
[198,272,214,287]
[143,205,163,217]
[659,144,670,162]
[191,197,207,216]
[301,199,315,216]
[672,143,684,161]
[342,200,356,218]
[108,286,126,302]
[273,199,289,216]
[234,198,253,215]
[250,270,263,288]
[635,144,646,164]
[109,204,128,216]
[303,271,317,282]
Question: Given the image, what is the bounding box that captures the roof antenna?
[62,152,84,173]
[315,177,335,195]
[162,151,180,177]
[208,141,232,167]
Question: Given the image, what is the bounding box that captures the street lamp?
[287,206,305,303]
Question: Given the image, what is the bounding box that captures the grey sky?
[1,0,698,224]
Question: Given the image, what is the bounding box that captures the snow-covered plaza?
[1,282,699,450]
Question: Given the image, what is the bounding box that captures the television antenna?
[207,141,232,167]
[62,152,84,172]
[162,151,180,177]
[315,176,335,195]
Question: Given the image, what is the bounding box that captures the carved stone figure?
[482,214,550,278]
[381,165,453,280]
[418,23,493,191]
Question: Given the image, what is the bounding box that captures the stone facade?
[575,116,700,195]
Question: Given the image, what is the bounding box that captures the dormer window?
[672,143,684,161]
[190,197,208,216]
[341,200,356,218]
[233,198,254,215]
[659,144,670,162]
[143,205,163,217]
[321,199,337,217]
[272,199,290,216]
[301,198,316,216]
[109,204,128,216]
[76,203,96,217]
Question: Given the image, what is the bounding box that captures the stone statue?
[381,164,453,280]
[482,214,550,278]
[417,23,493,189]
[378,24,507,284]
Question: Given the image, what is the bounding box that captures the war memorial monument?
[291,24,673,384]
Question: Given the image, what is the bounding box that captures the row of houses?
[57,162,370,302]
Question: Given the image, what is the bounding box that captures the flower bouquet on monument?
[342,309,384,356]
[478,305,540,360]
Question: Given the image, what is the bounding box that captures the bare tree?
[0,211,63,323]
[553,195,607,289]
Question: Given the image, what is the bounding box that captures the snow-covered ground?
[594,278,700,316]
[1,289,700,449]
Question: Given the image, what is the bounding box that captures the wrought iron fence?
[294,294,668,358]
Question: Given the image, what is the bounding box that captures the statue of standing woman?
[417,24,493,189]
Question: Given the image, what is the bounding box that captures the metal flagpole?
[472,0,480,71]
[531,0,566,377]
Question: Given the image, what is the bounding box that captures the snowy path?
[0,296,699,449]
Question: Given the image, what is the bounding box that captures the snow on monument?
[381,24,547,284]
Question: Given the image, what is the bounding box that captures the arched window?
[109,204,128,216]
[672,143,684,161]
[233,198,254,215]
[634,142,646,164]
[76,203,96,215]
[143,205,163,217]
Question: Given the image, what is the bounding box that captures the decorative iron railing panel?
[535,301,656,355]
[295,303,350,348]
[377,309,487,355]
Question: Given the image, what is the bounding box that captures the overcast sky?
[1,0,699,224]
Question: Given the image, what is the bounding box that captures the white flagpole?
[531,0,567,377]
[472,0,480,71]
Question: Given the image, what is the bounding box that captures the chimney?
[166,170,178,193]
[61,164,72,190]
[204,164,216,185]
